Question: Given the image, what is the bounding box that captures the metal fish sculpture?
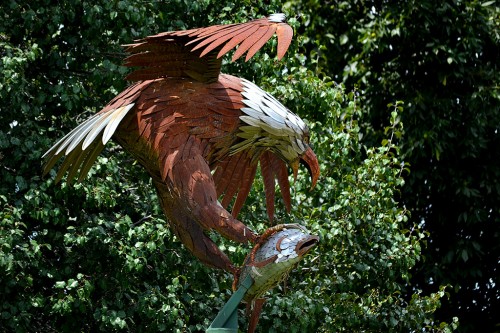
[235,224,319,333]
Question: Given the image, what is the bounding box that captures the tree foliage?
[2,0,492,331]
[284,1,499,331]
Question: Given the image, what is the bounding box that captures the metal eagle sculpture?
[43,13,319,280]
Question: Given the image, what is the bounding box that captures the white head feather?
[234,78,310,161]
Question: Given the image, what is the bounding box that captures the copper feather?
[43,14,319,279]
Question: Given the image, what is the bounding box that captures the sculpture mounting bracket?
[206,274,254,332]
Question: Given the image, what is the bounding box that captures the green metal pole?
[206,275,254,333]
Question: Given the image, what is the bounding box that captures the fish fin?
[247,298,266,333]
[248,254,278,268]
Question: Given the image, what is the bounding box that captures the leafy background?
[1,0,498,332]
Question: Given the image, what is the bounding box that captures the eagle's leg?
[172,150,258,244]
[168,205,239,273]
[154,179,238,272]
[153,145,257,273]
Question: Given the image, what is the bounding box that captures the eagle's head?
[233,79,320,189]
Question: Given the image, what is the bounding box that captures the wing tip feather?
[276,24,293,60]
[43,104,134,184]
[267,13,287,23]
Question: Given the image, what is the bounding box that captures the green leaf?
[67,279,78,289]
[461,250,469,262]
[55,281,66,289]
[339,34,349,45]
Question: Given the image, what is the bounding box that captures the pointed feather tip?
[268,13,287,23]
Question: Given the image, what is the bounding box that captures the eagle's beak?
[298,146,320,190]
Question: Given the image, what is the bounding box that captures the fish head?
[238,224,319,302]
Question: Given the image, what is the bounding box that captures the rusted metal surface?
[236,224,319,333]
[43,14,319,276]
